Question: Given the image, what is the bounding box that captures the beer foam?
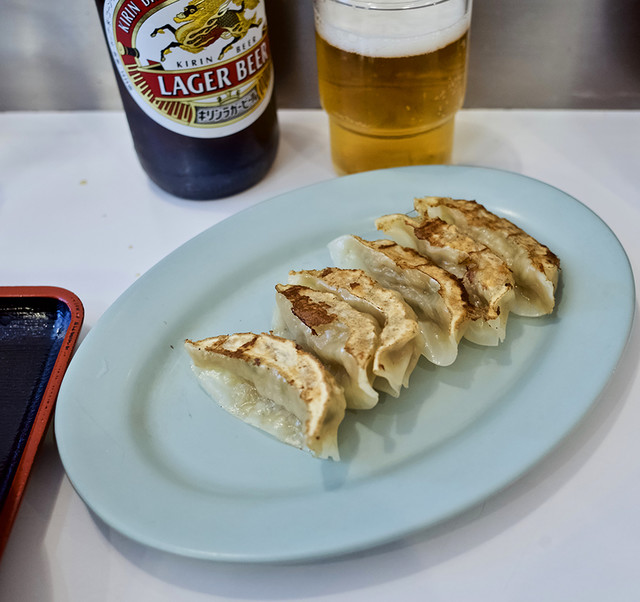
[314,0,471,58]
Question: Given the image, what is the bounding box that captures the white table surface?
[0,109,639,601]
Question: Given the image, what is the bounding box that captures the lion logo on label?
[150,0,263,62]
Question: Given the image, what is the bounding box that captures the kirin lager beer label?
[104,0,274,138]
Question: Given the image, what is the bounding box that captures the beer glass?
[313,0,472,175]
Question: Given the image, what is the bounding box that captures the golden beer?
[314,0,471,175]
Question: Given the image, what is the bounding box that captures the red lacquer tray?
[0,286,84,559]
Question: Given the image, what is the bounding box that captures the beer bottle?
[96,0,279,200]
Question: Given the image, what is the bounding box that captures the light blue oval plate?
[55,166,635,563]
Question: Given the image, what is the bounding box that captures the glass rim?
[321,0,466,10]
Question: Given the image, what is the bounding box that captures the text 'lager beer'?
[97,0,279,200]
[314,0,471,175]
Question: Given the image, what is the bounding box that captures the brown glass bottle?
[96,0,279,200]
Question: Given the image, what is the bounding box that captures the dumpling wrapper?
[329,235,474,367]
[185,332,346,460]
[415,196,560,317]
[376,213,515,346]
[273,284,381,410]
[288,268,423,396]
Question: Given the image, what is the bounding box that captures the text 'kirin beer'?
[98,0,279,199]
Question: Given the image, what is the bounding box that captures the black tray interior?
[0,297,72,509]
